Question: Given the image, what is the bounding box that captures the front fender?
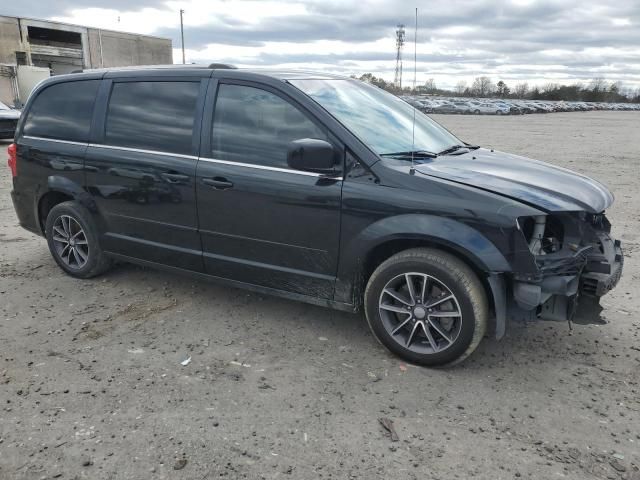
[351,213,510,270]
[334,214,521,338]
[334,214,512,307]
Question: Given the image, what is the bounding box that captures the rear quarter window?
[22,80,100,142]
[104,81,201,155]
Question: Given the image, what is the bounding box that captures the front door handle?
[202,177,234,190]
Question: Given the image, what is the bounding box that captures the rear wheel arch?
[38,191,74,233]
[38,176,98,233]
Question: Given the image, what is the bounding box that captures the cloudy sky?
[3,0,640,90]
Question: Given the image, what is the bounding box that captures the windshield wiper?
[380,150,438,159]
[437,144,469,155]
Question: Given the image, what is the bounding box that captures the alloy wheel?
[51,215,89,269]
[378,272,462,354]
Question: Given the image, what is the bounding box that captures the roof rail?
[67,64,237,74]
[208,63,237,69]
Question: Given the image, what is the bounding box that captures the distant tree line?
[351,73,640,103]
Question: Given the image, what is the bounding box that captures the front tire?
[364,248,487,366]
[45,201,112,278]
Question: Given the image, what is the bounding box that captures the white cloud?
[27,0,640,90]
[611,18,631,26]
[52,7,176,34]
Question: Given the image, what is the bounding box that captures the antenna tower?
[394,24,405,89]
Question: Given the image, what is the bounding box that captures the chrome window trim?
[198,157,341,178]
[23,135,87,147]
[21,136,343,180]
[88,142,198,160]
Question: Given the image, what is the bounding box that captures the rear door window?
[105,81,200,155]
[211,83,327,168]
[22,80,100,142]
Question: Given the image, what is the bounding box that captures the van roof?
[73,64,349,81]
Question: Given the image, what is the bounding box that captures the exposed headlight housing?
[517,215,564,255]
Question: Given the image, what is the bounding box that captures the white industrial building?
[0,15,173,106]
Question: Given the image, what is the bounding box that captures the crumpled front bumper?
[509,231,623,324]
[580,236,624,297]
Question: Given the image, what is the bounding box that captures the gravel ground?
[0,112,638,480]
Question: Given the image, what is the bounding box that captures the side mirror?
[287,138,335,173]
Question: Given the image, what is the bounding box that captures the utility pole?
[180,9,185,64]
[394,24,405,90]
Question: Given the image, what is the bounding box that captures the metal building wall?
[0,15,173,104]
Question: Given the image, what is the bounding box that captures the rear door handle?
[202,177,234,190]
[161,173,190,184]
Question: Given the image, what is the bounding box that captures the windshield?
[290,79,462,156]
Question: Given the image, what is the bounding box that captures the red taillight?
[7,143,17,177]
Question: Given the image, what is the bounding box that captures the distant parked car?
[525,102,547,113]
[434,100,472,114]
[402,97,437,114]
[418,99,437,113]
[451,101,473,114]
[404,98,424,110]
[512,101,534,114]
[495,101,521,115]
[432,101,457,113]
[470,102,510,115]
[0,101,21,140]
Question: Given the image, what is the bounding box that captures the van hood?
[414,148,613,213]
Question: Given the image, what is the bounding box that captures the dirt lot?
[1,112,639,480]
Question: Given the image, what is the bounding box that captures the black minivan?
[8,65,623,365]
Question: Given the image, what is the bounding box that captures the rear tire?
[45,201,112,278]
[364,248,487,366]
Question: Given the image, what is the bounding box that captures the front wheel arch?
[358,237,495,317]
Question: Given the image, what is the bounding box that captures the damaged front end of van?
[510,211,623,325]
[413,148,624,335]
